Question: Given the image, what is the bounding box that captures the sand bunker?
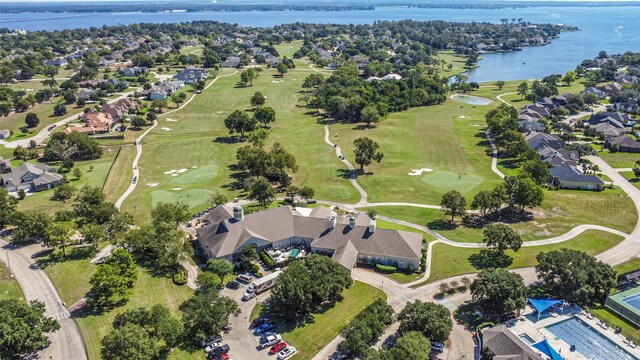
[172,187,183,191]
[177,168,188,173]
[161,127,172,131]
[457,116,471,119]
[146,183,159,187]
[471,124,482,127]
[166,118,178,122]
[171,174,180,177]
[271,80,285,84]
[164,170,177,174]
[408,168,434,176]
[215,111,224,114]
[191,165,199,169]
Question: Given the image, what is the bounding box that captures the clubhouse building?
[195,205,423,271]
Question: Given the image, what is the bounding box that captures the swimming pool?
[545,317,638,360]
[623,293,640,312]
[451,94,494,105]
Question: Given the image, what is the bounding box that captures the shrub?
[250,263,260,274]
[259,250,275,269]
[172,268,187,285]
[407,263,415,274]
[421,262,427,272]
[375,263,397,273]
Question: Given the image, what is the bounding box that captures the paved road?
[222,287,272,360]
[114,71,238,209]
[0,90,137,149]
[0,239,87,360]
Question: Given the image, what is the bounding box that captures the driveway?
[0,239,86,360]
[221,286,272,360]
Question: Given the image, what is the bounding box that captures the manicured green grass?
[598,150,640,169]
[613,258,640,276]
[35,246,97,305]
[386,271,424,284]
[16,146,120,213]
[0,262,24,301]
[274,40,304,58]
[102,145,136,203]
[280,281,385,360]
[0,97,65,139]
[591,307,640,345]
[250,304,263,322]
[436,51,470,78]
[121,69,358,223]
[331,100,501,205]
[366,187,636,243]
[414,230,624,287]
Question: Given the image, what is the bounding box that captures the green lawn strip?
[16,146,120,213]
[367,188,636,243]
[619,171,640,190]
[73,266,196,360]
[0,262,24,301]
[613,258,640,276]
[102,145,136,203]
[591,308,640,345]
[273,40,304,58]
[1,97,65,139]
[331,100,501,205]
[122,69,357,223]
[36,247,97,305]
[435,51,470,79]
[599,150,640,169]
[280,281,385,360]
[250,304,263,322]
[413,230,624,287]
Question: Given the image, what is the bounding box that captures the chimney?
[369,220,376,233]
[233,205,244,222]
[349,216,356,228]
[328,212,337,229]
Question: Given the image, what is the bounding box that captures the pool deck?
[505,305,640,359]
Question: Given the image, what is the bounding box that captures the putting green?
[150,189,214,208]
[170,166,219,184]
[420,171,485,193]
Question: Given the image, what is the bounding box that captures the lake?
[1,6,639,82]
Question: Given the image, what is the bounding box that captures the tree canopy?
[353,137,384,171]
[482,223,523,254]
[338,299,394,358]
[88,248,138,308]
[397,300,452,342]
[179,290,240,344]
[440,190,467,221]
[471,268,527,320]
[0,299,60,360]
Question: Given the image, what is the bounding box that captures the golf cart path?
[323,124,368,206]
[114,71,238,209]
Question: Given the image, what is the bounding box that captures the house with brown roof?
[605,135,640,153]
[482,325,545,360]
[196,205,423,271]
[64,112,116,135]
[0,158,63,192]
[101,98,137,121]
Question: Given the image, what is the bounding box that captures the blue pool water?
[546,317,638,360]
[451,95,493,106]
[623,294,640,312]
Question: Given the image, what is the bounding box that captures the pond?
[451,95,494,106]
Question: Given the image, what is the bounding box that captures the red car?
[269,342,287,355]
[210,354,229,360]
[251,317,272,328]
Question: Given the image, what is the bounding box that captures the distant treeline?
[3,1,639,14]
[0,3,374,14]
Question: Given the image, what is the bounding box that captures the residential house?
[76,88,96,101]
[220,56,241,68]
[141,81,184,100]
[605,135,640,153]
[64,112,116,135]
[0,159,64,192]
[101,98,137,121]
[615,74,639,85]
[196,205,423,272]
[173,67,209,83]
[518,120,545,133]
[598,83,623,95]
[97,58,117,68]
[482,325,545,360]
[549,165,605,191]
[584,86,607,99]
[586,112,628,137]
[538,147,579,166]
[382,73,403,81]
[524,131,565,151]
[44,58,67,67]
[119,66,148,77]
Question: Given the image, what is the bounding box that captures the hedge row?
[260,250,276,269]
[173,268,187,285]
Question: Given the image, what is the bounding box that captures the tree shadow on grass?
[455,301,487,330]
[468,250,513,270]
[34,245,96,269]
[462,215,488,229]
[427,219,459,231]
[213,136,239,144]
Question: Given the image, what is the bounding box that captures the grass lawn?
[613,257,640,276]
[436,51,470,79]
[413,229,624,287]
[591,307,640,345]
[619,171,640,189]
[0,262,24,301]
[0,97,65,140]
[331,99,502,205]
[16,146,121,214]
[599,150,640,169]
[277,281,385,360]
[102,145,136,203]
[365,187,636,243]
[250,303,263,322]
[121,69,358,223]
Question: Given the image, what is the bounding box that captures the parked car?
[236,274,252,284]
[200,335,222,348]
[255,323,276,335]
[270,342,287,355]
[242,286,256,301]
[204,341,223,354]
[277,346,298,360]
[431,341,445,352]
[208,354,228,360]
[48,124,57,131]
[259,334,282,348]
[251,318,272,328]
[226,280,241,290]
[206,344,230,357]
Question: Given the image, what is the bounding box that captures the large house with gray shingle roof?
[196,205,423,271]
[0,158,64,192]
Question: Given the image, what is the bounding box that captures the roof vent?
[369,220,376,233]
[349,216,356,228]
[233,205,244,222]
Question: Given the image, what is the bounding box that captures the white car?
[204,341,223,354]
[277,346,297,359]
[242,286,256,301]
[259,334,282,348]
